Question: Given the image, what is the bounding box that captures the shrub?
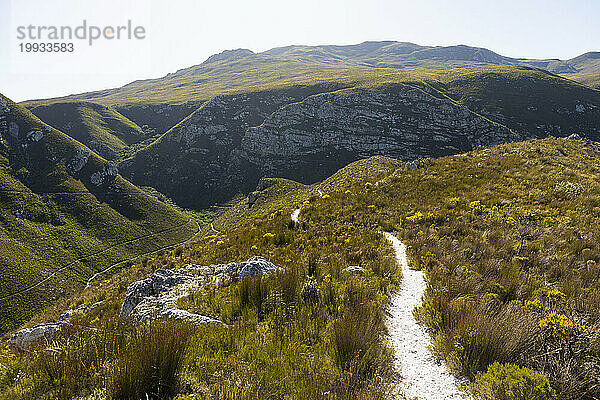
[238,276,269,317]
[108,321,194,400]
[472,362,557,400]
[331,302,390,379]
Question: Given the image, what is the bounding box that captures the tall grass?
[108,321,194,400]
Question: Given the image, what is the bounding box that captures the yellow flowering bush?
[539,312,585,337]
[524,298,543,311]
[469,200,486,215]
[407,211,425,223]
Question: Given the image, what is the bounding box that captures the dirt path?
[383,232,467,400]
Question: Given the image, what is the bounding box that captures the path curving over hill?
[383,232,467,400]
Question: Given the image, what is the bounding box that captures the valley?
[1,40,600,399]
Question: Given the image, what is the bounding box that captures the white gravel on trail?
[383,232,467,400]
[291,208,301,223]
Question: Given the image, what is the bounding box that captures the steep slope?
[564,72,600,90]
[28,102,147,159]
[120,66,600,210]
[119,85,347,208]
[0,93,197,333]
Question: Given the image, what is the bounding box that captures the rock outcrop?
[66,148,91,174]
[9,300,105,350]
[9,323,65,350]
[343,265,365,274]
[89,161,118,186]
[120,257,282,323]
[241,86,517,175]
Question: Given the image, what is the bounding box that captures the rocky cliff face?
[240,86,518,181]
[119,86,340,208]
[120,80,600,210]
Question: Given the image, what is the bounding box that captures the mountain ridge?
[21,41,600,107]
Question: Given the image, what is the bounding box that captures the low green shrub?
[472,362,557,400]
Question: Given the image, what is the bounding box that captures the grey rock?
[90,161,118,186]
[121,257,282,324]
[67,148,90,175]
[59,305,87,321]
[59,301,104,321]
[343,265,365,274]
[406,161,419,170]
[26,130,43,142]
[239,256,282,278]
[162,308,220,324]
[9,323,66,350]
[247,191,261,207]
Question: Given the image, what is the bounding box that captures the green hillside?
[0,94,198,333]
[2,137,599,399]
[21,43,600,107]
[563,72,600,90]
[28,102,147,160]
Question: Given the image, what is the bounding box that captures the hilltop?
[22,42,600,107]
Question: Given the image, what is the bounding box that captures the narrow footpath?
[383,232,467,400]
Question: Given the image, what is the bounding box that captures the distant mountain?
[19,42,600,211]
[567,52,600,74]
[262,42,600,75]
[119,66,600,209]
[0,93,197,333]
[22,41,600,109]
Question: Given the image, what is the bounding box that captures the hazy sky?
[1,0,598,102]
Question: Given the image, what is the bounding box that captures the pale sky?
[1,0,598,102]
